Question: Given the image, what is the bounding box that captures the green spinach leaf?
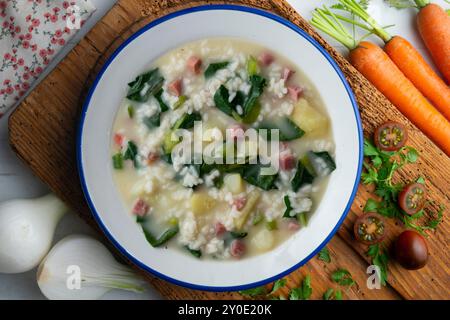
[127,68,164,102]
[123,141,139,168]
[291,161,314,192]
[242,164,278,191]
[242,75,266,123]
[204,61,229,78]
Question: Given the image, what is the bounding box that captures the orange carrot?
[335,0,450,121]
[416,3,450,84]
[384,36,450,121]
[350,41,450,156]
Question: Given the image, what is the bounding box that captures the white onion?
[37,235,146,300]
[0,194,67,273]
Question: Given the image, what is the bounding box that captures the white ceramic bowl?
[78,5,363,291]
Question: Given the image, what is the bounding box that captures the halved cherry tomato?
[399,183,426,215]
[374,122,408,151]
[353,213,385,245]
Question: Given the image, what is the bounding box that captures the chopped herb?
[322,288,344,300]
[266,220,278,231]
[185,246,202,258]
[127,105,135,118]
[154,88,169,112]
[318,247,331,263]
[168,217,178,226]
[252,212,264,225]
[143,113,161,129]
[331,269,355,287]
[416,176,425,184]
[297,212,308,227]
[204,61,229,78]
[363,198,379,213]
[247,55,259,76]
[123,141,139,168]
[112,153,124,169]
[239,286,267,297]
[366,243,389,286]
[289,274,312,300]
[173,95,187,110]
[127,68,164,102]
[323,288,334,300]
[270,279,287,294]
[162,131,180,154]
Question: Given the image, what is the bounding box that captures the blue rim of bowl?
[77,4,363,292]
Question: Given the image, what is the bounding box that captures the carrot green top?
[414,0,430,9]
[310,6,359,51]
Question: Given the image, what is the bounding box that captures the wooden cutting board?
[8,0,449,300]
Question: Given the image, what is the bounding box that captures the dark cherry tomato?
[395,230,428,270]
[353,213,386,245]
[374,122,408,151]
[399,183,426,215]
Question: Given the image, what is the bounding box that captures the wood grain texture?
[8,0,449,300]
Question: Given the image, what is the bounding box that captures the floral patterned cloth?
[0,0,95,118]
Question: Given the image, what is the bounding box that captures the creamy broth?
[111,38,335,259]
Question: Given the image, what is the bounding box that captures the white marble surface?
[0,0,446,300]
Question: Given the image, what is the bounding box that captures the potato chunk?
[234,190,260,229]
[224,174,244,194]
[190,193,217,215]
[251,229,275,252]
[291,98,328,134]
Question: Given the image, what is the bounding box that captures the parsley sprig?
[239,275,313,300]
[366,243,389,286]
[323,288,343,300]
[318,247,331,263]
[289,275,313,300]
[361,139,444,235]
[331,268,356,287]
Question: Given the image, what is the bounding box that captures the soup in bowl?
[111,38,336,260]
[78,5,362,290]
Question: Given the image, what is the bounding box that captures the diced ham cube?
[287,86,303,101]
[132,199,149,217]
[233,197,247,211]
[282,67,295,81]
[258,52,274,66]
[228,124,245,140]
[114,133,124,147]
[230,239,246,258]
[147,152,159,165]
[187,56,202,75]
[214,222,227,237]
[168,79,183,97]
[288,220,301,231]
[279,150,296,171]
